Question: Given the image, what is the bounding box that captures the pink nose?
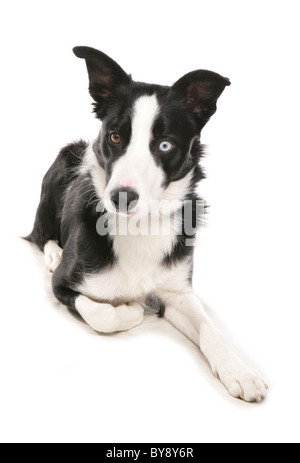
[120,179,134,189]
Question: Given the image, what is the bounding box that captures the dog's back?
[26,140,88,250]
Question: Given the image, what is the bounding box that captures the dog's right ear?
[73,46,131,106]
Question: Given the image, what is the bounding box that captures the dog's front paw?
[200,324,268,402]
[44,241,63,272]
[75,296,144,333]
[211,356,268,402]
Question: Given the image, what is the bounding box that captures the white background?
[1,0,300,444]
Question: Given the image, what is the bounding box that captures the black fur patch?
[145,295,166,318]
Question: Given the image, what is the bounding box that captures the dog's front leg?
[52,264,144,334]
[160,290,268,402]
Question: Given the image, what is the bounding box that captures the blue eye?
[159,141,173,153]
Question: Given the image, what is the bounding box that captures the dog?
[26,46,268,402]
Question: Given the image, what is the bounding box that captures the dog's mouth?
[110,205,140,218]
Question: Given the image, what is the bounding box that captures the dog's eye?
[110,133,121,144]
[159,141,173,153]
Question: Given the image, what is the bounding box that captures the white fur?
[104,95,165,215]
[77,235,192,304]
[82,142,106,199]
[44,241,63,272]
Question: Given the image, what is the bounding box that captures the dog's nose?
[110,187,139,213]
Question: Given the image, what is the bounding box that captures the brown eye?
[110,133,121,144]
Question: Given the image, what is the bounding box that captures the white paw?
[75,296,144,333]
[212,356,268,402]
[200,324,268,402]
[44,241,63,272]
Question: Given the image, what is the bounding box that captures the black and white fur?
[27,47,268,402]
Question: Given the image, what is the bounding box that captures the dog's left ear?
[171,70,231,128]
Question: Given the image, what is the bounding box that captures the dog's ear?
[171,70,231,128]
[73,46,131,103]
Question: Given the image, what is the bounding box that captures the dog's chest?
[77,231,190,303]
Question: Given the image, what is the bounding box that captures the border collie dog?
[27,47,268,402]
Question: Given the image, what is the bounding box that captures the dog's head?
[74,46,230,218]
